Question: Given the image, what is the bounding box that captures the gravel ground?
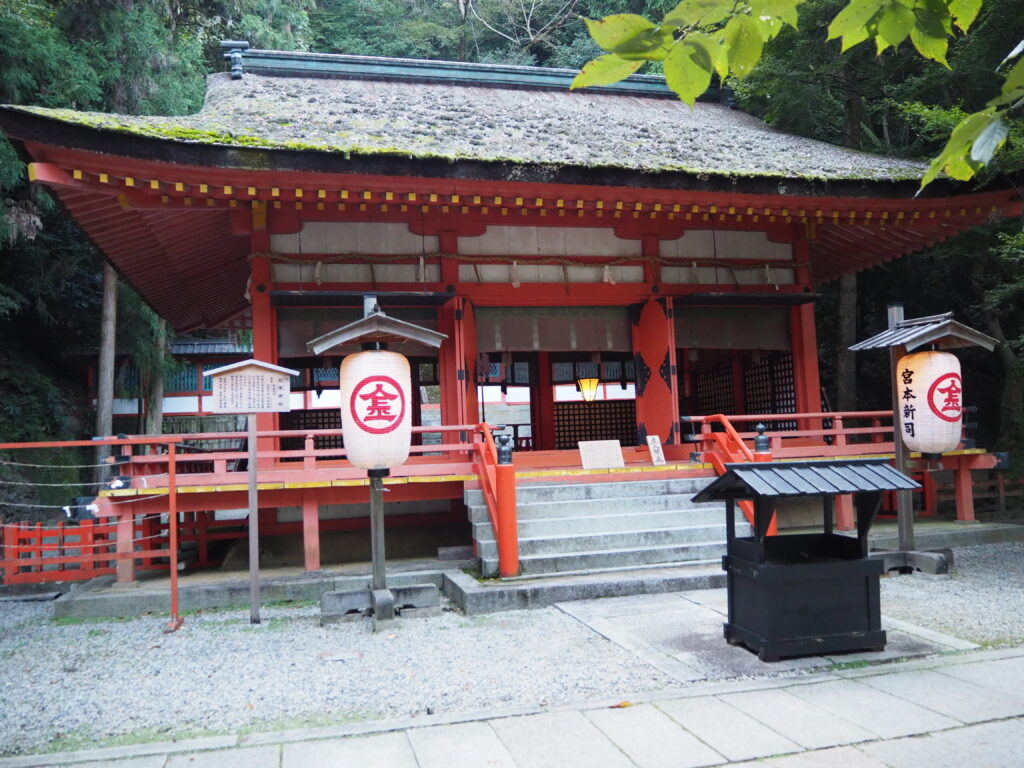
[1,541,1022,756]
[879,541,1024,646]
[0,598,679,755]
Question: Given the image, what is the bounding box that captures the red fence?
[0,517,169,584]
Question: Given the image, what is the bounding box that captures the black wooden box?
[723,532,885,661]
[692,459,920,663]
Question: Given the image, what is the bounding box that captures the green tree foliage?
[573,0,1021,188]
[310,0,462,59]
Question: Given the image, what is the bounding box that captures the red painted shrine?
[0,48,1018,582]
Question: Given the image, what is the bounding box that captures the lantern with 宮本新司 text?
[339,350,412,470]
[896,350,963,454]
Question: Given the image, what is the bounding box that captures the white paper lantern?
[339,350,412,470]
[896,351,963,454]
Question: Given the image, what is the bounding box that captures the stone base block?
[320,583,441,626]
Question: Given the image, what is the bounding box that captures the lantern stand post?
[305,295,448,633]
[368,468,395,630]
[247,411,261,624]
[851,307,998,576]
[886,304,915,553]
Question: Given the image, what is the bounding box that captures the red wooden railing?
[0,423,519,584]
[682,411,898,533]
[684,414,767,533]
[472,423,519,577]
[0,518,168,584]
[684,411,896,461]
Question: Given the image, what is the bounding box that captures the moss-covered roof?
[10,70,927,182]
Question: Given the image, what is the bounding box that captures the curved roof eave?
[0,102,953,201]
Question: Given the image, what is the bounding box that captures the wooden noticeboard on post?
[204,359,299,623]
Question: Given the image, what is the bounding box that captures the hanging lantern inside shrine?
[339,350,412,470]
[896,350,963,454]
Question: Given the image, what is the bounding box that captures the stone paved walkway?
[5,646,1024,767]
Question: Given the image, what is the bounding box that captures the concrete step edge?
[518,541,726,563]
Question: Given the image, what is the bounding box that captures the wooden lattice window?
[743,352,797,430]
[279,408,343,457]
[554,400,637,449]
[694,365,735,416]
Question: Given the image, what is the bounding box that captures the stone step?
[444,563,726,614]
[467,494,724,524]
[476,523,740,559]
[464,476,713,507]
[473,508,735,538]
[482,541,728,577]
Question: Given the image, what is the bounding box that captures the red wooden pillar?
[835,495,855,531]
[953,457,977,523]
[919,470,938,517]
[302,491,320,571]
[462,300,479,425]
[790,302,822,422]
[114,507,135,584]
[438,298,468,430]
[535,352,556,450]
[789,233,821,430]
[632,298,680,444]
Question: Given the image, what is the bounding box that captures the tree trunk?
[841,71,864,151]
[95,264,117,472]
[987,313,1024,474]
[836,273,857,411]
[143,317,166,435]
[834,68,863,413]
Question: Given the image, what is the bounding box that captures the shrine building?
[0,46,1017,582]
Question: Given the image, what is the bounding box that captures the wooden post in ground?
[302,491,320,572]
[95,264,117,475]
[143,318,166,435]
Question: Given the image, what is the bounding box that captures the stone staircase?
[466,477,749,578]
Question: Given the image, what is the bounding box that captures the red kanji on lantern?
[350,375,406,434]
[927,372,962,423]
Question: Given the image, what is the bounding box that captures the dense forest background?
[0,0,1022,476]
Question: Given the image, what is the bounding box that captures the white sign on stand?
[207,360,296,414]
[646,435,666,466]
[204,359,299,625]
[578,440,625,470]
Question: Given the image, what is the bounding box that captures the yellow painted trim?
[283,481,330,489]
[408,474,474,483]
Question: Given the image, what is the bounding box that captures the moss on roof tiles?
[11,72,927,182]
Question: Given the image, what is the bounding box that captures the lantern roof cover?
[204,359,300,377]
[307,311,448,354]
[849,312,998,352]
[691,459,919,502]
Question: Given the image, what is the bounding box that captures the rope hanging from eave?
[249,250,809,272]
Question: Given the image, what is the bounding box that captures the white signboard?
[578,440,625,470]
[646,435,666,466]
[205,360,298,414]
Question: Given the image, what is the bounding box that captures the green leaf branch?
[573,0,1018,189]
